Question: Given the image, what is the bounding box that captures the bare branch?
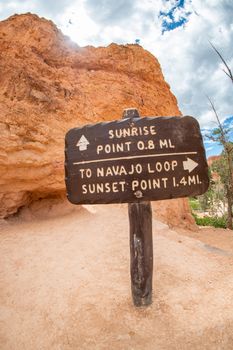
[209,41,233,83]
[206,95,226,144]
[207,42,233,229]
[205,134,217,142]
[222,69,232,80]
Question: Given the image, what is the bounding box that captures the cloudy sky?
[0,0,232,156]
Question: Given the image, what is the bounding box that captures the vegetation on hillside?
[190,44,233,229]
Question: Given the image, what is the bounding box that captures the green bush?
[192,213,227,228]
[189,198,201,211]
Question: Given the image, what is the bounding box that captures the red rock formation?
[207,155,221,167]
[0,13,195,227]
[207,155,222,183]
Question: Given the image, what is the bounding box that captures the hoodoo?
[0,13,194,227]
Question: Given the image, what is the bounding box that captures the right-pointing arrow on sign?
[183,157,198,173]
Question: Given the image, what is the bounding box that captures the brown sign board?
[65,116,209,204]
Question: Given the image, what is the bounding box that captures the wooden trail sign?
[65,115,209,204]
[65,109,209,307]
[122,108,153,307]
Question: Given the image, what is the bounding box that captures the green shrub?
[192,213,227,228]
[189,198,201,211]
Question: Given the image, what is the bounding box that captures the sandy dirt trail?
[1,204,233,350]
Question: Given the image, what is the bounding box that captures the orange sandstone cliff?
[207,155,221,167]
[0,13,194,227]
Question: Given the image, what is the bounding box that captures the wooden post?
[122,108,153,306]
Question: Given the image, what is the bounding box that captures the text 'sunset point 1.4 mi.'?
[65,116,209,205]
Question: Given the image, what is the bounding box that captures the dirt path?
[1,204,233,349]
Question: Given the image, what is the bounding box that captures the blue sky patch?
[202,116,233,157]
[159,0,191,34]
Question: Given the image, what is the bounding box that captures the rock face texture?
[207,155,221,166]
[0,13,194,227]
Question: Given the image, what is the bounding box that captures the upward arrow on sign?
[76,135,90,151]
[183,157,198,173]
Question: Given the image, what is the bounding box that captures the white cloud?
[144,1,233,128]
[56,0,99,46]
[0,0,232,130]
[0,0,36,17]
[204,139,215,144]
